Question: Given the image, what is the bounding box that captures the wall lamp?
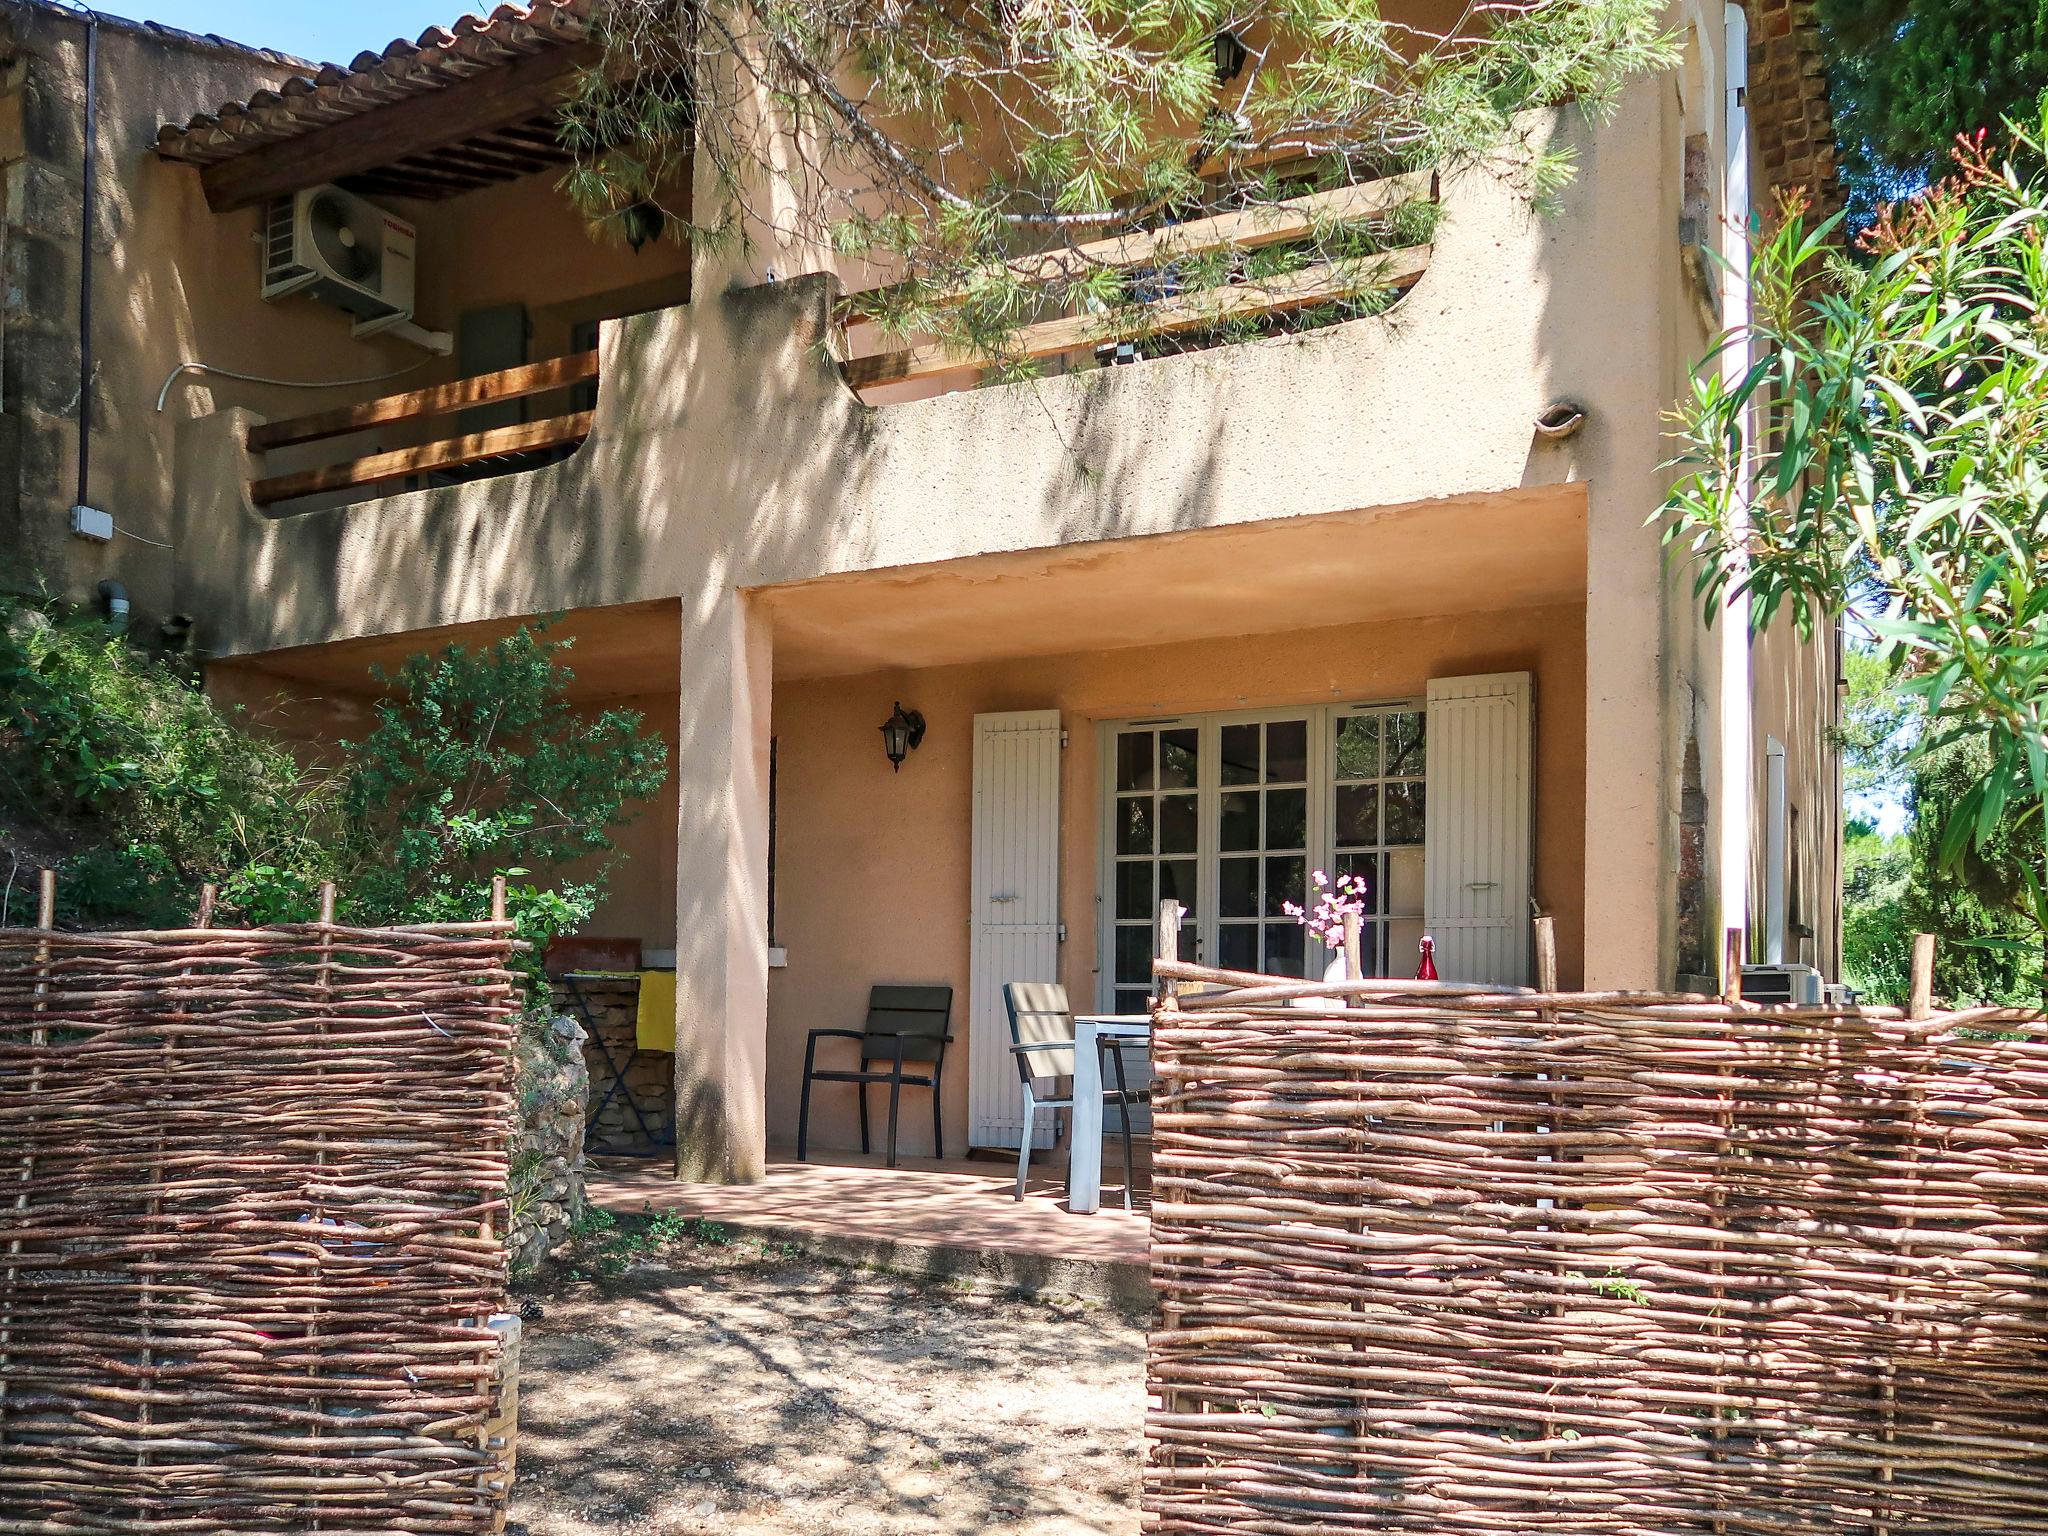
[619,199,667,253]
[1213,28,1249,84]
[880,702,927,772]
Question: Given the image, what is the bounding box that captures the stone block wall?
[0,16,86,591]
[554,977,675,1158]
[1746,0,1842,215]
[509,1009,589,1274]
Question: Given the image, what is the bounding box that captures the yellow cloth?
[634,969,678,1053]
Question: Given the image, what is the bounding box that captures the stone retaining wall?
[509,1007,589,1273]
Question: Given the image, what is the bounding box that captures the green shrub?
[0,602,334,926]
[336,627,669,981]
[0,596,668,989]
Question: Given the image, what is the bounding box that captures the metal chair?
[1003,981,1147,1208]
[796,984,954,1168]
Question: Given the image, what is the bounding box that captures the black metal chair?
[796,984,955,1168]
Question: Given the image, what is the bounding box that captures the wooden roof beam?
[199,43,599,213]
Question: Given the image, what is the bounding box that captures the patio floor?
[586,1146,1151,1296]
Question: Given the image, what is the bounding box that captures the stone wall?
[0,9,88,590]
[509,1008,589,1274]
[0,3,302,620]
[1746,0,1842,215]
[554,977,675,1158]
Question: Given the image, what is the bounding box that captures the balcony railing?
[840,169,1435,394]
[246,351,598,508]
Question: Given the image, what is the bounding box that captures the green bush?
[0,596,668,989]
[1,602,334,927]
[336,627,670,982]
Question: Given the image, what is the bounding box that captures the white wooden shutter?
[1424,673,1534,986]
[968,710,1062,1149]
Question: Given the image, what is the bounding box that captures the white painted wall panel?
[969,710,1062,1148]
[1424,674,1534,986]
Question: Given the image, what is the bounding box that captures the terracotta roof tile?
[152,1,596,167]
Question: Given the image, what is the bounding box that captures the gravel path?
[508,1239,1145,1536]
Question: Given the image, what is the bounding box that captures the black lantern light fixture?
[880,702,927,772]
[1212,28,1249,84]
[619,198,667,253]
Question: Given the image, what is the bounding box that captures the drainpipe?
[75,8,98,511]
[1764,736,1787,964]
[1716,1,1754,982]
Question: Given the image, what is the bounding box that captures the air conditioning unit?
[261,185,417,337]
[1741,963,1825,1006]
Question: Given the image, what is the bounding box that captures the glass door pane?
[1109,724,1198,1015]
[1331,704,1427,976]
[1213,716,1312,978]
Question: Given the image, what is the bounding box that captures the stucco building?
[0,0,1843,1180]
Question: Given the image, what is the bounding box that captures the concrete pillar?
[671,586,773,1182]
[1581,477,1671,992]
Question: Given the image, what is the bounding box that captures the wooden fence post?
[1534,915,1558,996]
[1710,925,1744,1530]
[1909,933,1936,1020]
[0,869,56,1448]
[136,882,217,1507]
[308,881,339,1530]
[1723,927,1745,1004]
[1153,897,1185,1477]
[1341,911,1363,983]
[1155,899,1182,1006]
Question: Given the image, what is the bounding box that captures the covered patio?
[212,485,1595,1212]
[748,486,1589,1185]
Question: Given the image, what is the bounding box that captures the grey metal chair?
[796,984,954,1168]
[1003,981,1147,1209]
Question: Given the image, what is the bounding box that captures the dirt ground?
[507,1234,1146,1536]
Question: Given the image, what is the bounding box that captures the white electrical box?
[1742,963,1826,1006]
[70,504,114,542]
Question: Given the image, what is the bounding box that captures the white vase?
[1292,955,1352,1010]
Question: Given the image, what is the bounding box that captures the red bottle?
[1415,935,1439,982]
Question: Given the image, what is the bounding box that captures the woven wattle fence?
[0,906,520,1532]
[1145,961,2048,1535]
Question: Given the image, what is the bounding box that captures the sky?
[96,2,465,64]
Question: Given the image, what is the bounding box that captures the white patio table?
[1068,1013,1153,1214]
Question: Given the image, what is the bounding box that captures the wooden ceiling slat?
[489,121,569,150]
[199,42,600,212]
[434,141,555,178]
[372,160,496,194]
[338,175,463,201]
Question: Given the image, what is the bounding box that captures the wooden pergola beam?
[840,171,1433,323]
[199,43,600,212]
[249,411,594,505]
[247,351,598,452]
[844,244,1431,391]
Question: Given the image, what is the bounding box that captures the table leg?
[1068,1019,1104,1214]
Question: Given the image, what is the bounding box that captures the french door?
[1099,704,1429,1014]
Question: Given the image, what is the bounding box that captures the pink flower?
[1285,869,1367,947]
